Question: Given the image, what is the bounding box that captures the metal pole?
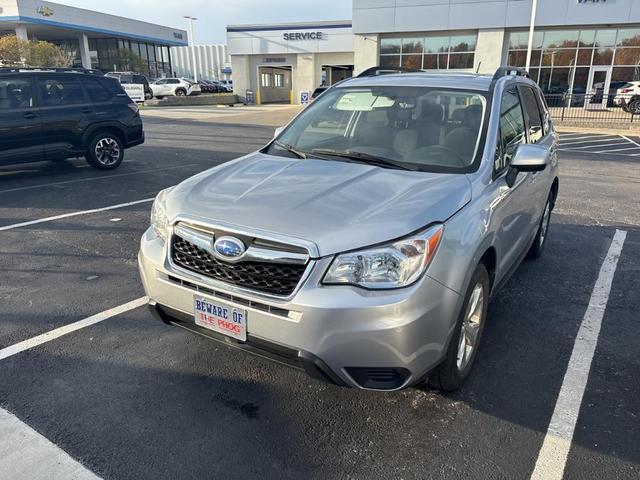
[525,0,538,71]
[184,16,198,82]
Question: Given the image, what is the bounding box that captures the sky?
[54,0,353,44]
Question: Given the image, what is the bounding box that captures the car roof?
[338,72,493,90]
[336,72,535,92]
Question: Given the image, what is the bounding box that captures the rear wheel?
[430,263,490,392]
[85,132,124,170]
[175,89,187,97]
[155,95,164,100]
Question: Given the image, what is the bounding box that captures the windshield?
[267,86,487,172]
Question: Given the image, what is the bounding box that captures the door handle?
[23,112,38,119]
[82,108,94,114]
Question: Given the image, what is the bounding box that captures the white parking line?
[0,297,147,361]
[0,164,197,195]
[592,146,640,154]
[560,137,621,147]
[0,198,153,232]
[0,408,101,480]
[530,229,627,480]
[560,142,630,151]
[559,134,613,141]
[620,135,640,148]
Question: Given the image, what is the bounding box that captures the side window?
[40,77,85,107]
[496,88,526,173]
[534,88,550,136]
[519,86,544,143]
[81,77,112,103]
[0,77,35,110]
[155,79,167,85]
[170,79,180,84]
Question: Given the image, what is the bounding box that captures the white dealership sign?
[122,84,145,102]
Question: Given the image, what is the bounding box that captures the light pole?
[184,15,198,82]
[525,0,538,71]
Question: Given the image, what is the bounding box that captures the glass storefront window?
[402,38,423,54]
[424,36,450,54]
[617,29,640,47]
[379,55,400,68]
[423,53,449,70]
[614,48,640,66]
[380,38,401,55]
[612,66,640,83]
[543,30,579,49]
[509,31,543,49]
[576,48,593,66]
[594,29,617,47]
[578,30,596,48]
[592,48,614,65]
[450,34,476,52]
[401,54,422,69]
[541,49,576,67]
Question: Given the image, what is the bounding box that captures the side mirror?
[274,126,285,138]
[506,144,549,187]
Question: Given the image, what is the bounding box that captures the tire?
[155,96,164,100]
[526,192,553,260]
[628,99,640,115]
[622,105,630,113]
[175,89,187,97]
[430,263,490,392]
[85,132,124,170]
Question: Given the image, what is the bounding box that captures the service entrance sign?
[122,84,145,102]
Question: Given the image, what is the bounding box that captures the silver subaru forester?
[138,67,559,391]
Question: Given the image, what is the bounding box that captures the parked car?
[614,81,640,113]
[139,66,558,392]
[150,78,201,99]
[592,81,628,108]
[105,71,152,100]
[199,80,227,94]
[0,68,144,170]
[220,79,233,91]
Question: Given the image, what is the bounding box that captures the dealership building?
[0,0,187,76]
[229,0,640,104]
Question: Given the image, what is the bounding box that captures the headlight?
[323,224,444,289]
[150,187,173,241]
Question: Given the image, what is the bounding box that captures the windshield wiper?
[311,148,418,171]
[274,140,307,159]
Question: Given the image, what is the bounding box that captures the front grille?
[171,235,307,296]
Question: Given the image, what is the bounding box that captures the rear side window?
[100,77,127,94]
[39,76,86,107]
[133,75,146,84]
[81,77,112,103]
[0,77,35,110]
[497,87,526,173]
[519,86,544,143]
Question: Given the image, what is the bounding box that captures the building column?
[293,54,315,105]
[474,29,506,75]
[15,24,28,41]
[79,33,91,69]
[354,34,379,75]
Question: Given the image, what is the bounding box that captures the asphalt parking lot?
[0,112,639,480]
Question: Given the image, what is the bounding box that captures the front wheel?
[430,263,490,392]
[85,132,124,170]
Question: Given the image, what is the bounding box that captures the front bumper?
[138,228,462,391]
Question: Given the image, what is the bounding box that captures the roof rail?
[357,66,419,78]
[0,67,104,75]
[493,66,531,81]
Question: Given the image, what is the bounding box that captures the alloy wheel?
[539,201,551,247]
[456,283,484,371]
[95,138,121,166]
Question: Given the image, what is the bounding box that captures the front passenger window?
[496,88,525,173]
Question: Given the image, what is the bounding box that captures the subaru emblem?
[213,236,246,260]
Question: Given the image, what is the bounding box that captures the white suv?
[614,81,640,113]
[150,78,201,99]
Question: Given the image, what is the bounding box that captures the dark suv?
[0,68,145,170]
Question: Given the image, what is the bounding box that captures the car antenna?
[476,62,482,74]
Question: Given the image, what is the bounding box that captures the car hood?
[166,153,472,257]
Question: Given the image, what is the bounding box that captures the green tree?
[108,48,149,75]
[0,34,73,67]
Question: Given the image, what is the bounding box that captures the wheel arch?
[82,123,126,148]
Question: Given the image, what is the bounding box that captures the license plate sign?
[194,296,247,342]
